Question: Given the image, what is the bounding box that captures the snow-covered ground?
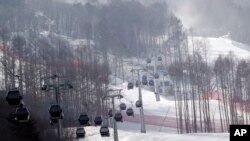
[3,30,241,140]
[59,80,229,140]
[40,30,94,50]
[188,36,250,62]
[98,82,228,140]
[119,132,228,141]
[112,82,227,121]
[66,126,229,141]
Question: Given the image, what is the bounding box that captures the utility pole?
[41,74,73,141]
[55,86,62,141]
[162,72,167,96]
[132,61,134,84]
[153,55,160,101]
[103,89,123,141]
[131,68,146,133]
[162,74,165,96]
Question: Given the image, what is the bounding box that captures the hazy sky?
[52,0,250,31]
[167,0,250,29]
[166,0,199,29]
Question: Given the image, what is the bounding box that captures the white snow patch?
[39,31,94,50]
[66,126,229,141]
[40,31,50,37]
[112,82,225,120]
[189,36,250,62]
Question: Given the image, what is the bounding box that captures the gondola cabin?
[6,90,22,106]
[119,103,126,110]
[76,127,85,138]
[15,107,30,123]
[94,116,102,126]
[49,104,63,119]
[114,112,123,122]
[100,126,110,137]
[154,73,159,79]
[149,79,154,86]
[126,108,134,116]
[127,82,134,90]
[78,112,90,125]
[136,100,142,108]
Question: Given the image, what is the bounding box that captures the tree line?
[166,35,250,133]
[0,0,185,139]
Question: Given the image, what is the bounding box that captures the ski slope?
[188,36,250,62]
[2,31,239,140]
[65,126,229,141]
[112,82,226,120]
[103,81,232,135]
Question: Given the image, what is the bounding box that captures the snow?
[40,30,50,37]
[189,36,250,62]
[109,75,124,85]
[2,30,240,140]
[65,126,229,141]
[120,132,228,141]
[112,82,226,121]
[39,30,94,50]
[117,82,177,118]
[75,81,232,140]
[35,11,45,18]
[68,82,229,140]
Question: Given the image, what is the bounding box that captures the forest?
[0,0,249,140]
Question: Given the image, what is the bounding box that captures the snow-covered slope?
[113,82,226,120]
[66,126,229,141]
[40,31,94,50]
[189,36,250,62]
[109,82,230,139]
[119,132,228,141]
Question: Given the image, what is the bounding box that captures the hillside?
[188,36,250,63]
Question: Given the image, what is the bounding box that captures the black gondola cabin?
[119,103,126,110]
[49,104,63,118]
[114,112,123,122]
[15,107,30,122]
[126,108,134,116]
[94,116,102,126]
[78,112,90,125]
[6,90,22,106]
[136,100,142,108]
[100,126,110,137]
